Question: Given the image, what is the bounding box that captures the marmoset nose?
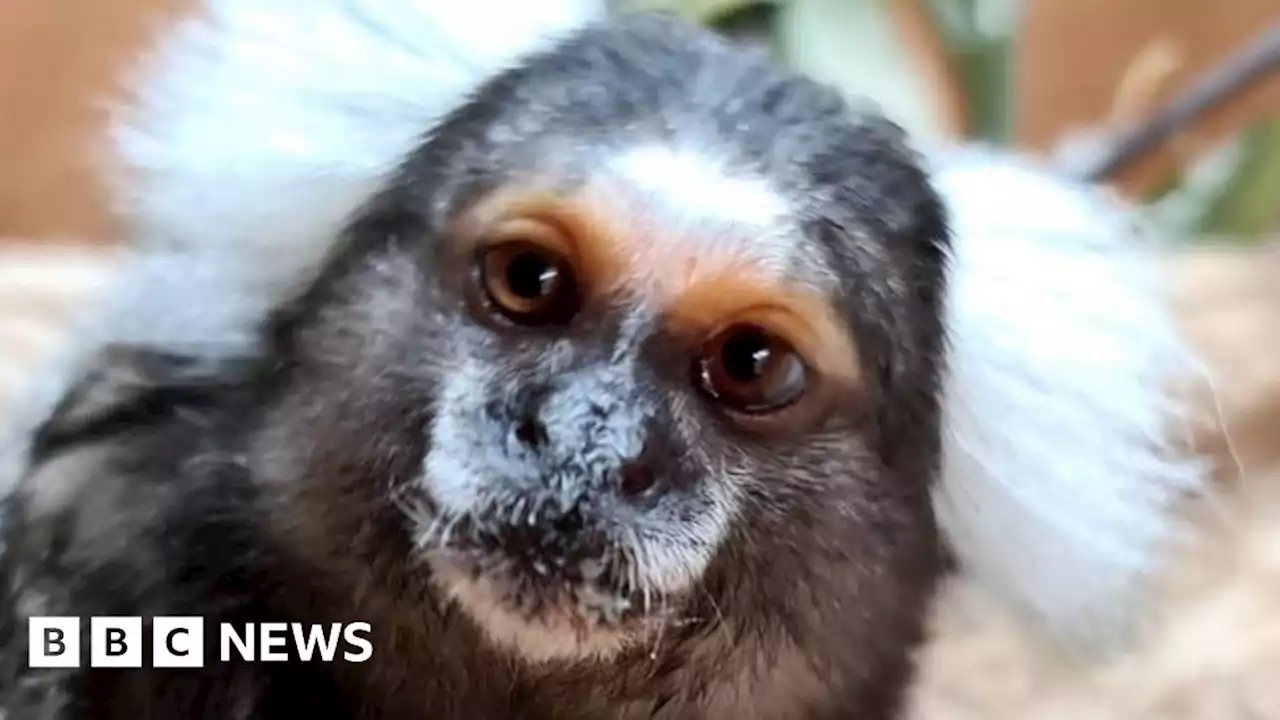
[617,462,657,500]
[509,385,551,452]
[513,415,548,450]
[612,434,676,509]
[504,373,676,509]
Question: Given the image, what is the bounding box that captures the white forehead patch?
[600,144,810,288]
[607,144,790,229]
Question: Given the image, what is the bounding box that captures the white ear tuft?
[101,0,608,354]
[2,0,607,499]
[927,146,1211,650]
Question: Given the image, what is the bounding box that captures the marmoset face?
[300,13,950,664]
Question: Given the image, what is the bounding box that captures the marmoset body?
[1,13,951,719]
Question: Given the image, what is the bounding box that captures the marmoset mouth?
[411,500,689,661]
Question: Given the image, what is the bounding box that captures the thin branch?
[1076,23,1280,183]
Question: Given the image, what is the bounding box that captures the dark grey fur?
[0,13,950,719]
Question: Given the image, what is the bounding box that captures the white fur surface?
[2,0,1209,657]
[606,143,792,230]
[106,0,610,354]
[926,147,1208,650]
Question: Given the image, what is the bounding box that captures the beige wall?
[0,0,190,244]
[1015,0,1280,196]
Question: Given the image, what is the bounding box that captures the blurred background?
[0,1,1277,717]
[3,0,1278,242]
[636,0,1280,244]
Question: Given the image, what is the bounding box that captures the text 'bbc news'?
[28,617,373,668]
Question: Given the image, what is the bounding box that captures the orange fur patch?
[662,281,860,387]
[449,186,861,385]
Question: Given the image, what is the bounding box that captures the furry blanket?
[1,239,1276,718]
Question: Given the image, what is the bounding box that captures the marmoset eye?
[695,323,808,414]
[477,240,581,326]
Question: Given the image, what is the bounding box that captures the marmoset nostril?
[514,417,548,449]
[617,463,658,501]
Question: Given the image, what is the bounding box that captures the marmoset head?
[269,13,949,666]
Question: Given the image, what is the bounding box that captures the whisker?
[700,584,734,651]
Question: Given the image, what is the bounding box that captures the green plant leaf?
[1196,119,1280,240]
[1144,133,1248,244]
[773,0,957,143]
[925,0,1023,142]
[709,1,778,46]
[616,0,770,25]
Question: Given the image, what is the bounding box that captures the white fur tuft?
[927,147,1209,650]
[1,0,606,492]
[105,0,609,353]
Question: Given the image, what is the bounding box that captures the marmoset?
[0,3,1205,719]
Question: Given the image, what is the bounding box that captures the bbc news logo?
[28,617,372,668]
